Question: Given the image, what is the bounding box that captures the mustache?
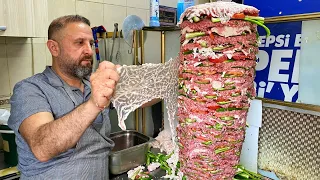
[81,55,93,62]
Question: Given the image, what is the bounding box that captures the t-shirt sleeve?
[8,80,52,133]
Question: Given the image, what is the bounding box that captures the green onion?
[231,66,250,70]
[224,59,235,63]
[231,92,241,97]
[205,95,217,99]
[217,101,232,105]
[185,118,196,123]
[211,17,221,23]
[245,16,265,22]
[214,123,223,130]
[220,116,235,121]
[183,50,193,55]
[202,140,212,145]
[186,32,206,39]
[192,16,200,22]
[200,41,207,47]
[215,147,231,154]
[244,17,271,37]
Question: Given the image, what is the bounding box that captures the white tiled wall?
[76,1,104,27]
[32,38,48,74]
[6,38,33,95]
[104,4,127,31]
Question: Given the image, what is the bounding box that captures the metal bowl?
[109,130,154,175]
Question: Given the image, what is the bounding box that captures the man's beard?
[58,54,93,79]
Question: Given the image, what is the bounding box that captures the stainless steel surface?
[0,26,6,31]
[109,130,154,175]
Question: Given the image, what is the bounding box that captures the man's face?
[56,22,94,79]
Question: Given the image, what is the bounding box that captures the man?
[8,15,150,179]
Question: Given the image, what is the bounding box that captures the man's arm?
[19,100,100,162]
[19,62,119,162]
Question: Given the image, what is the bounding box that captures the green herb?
[200,41,207,47]
[211,17,221,23]
[224,59,235,63]
[215,147,231,154]
[220,116,235,121]
[205,95,217,99]
[217,101,233,105]
[244,17,270,36]
[186,32,206,39]
[231,92,241,97]
[192,16,200,22]
[202,140,213,145]
[183,50,193,55]
[231,66,250,70]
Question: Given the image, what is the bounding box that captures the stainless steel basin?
[109,130,154,175]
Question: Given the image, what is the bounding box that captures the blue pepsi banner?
[244,0,320,17]
[255,21,302,102]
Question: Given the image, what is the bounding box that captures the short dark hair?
[48,15,91,40]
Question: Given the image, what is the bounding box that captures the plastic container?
[177,0,195,22]
[0,125,18,166]
[149,0,160,27]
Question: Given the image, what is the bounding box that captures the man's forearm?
[31,100,100,162]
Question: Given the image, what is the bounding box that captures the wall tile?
[77,0,103,3]
[46,48,53,66]
[126,7,148,25]
[47,0,76,23]
[5,37,31,44]
[76,1,104,27]
[0,37,5,44]
[32,38,48,74]
[127,0,149,9]
[0,45,10,97]
[104,4,127,31]
[7,43,33,94]
[104,0,126,6]
[108,39,134,65]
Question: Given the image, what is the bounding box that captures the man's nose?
[84,42,94,56]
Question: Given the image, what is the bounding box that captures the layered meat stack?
[176,2,267,179]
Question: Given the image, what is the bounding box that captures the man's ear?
[47,40,60,57]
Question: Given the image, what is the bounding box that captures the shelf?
[142,26,180,32]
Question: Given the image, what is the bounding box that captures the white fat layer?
[193,47,225,59]
[212,81,223,89]
[194,62,203,67]
[181,26,195,34]
[189,114,203,123]
[211,26,252,37]
[177,1,259,24]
